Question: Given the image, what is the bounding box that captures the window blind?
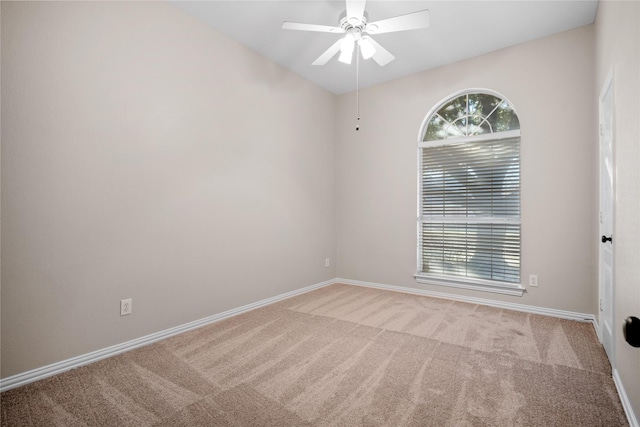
[419,135,520,283]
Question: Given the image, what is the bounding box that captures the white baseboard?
[337,278,596,323]
[592,317,603,343]
[613,368,639,427]
[0,279,334,393]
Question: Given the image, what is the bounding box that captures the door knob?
[601,235,613,243]
[623,316,640,348]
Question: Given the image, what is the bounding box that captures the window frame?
[414,89,525,296]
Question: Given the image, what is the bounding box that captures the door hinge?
[600,298,604,312]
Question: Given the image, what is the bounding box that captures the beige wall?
[1,2,336,377]
[595,0,640,420]
[336,25,597,313]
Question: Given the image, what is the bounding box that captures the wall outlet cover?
[120,299,132,316]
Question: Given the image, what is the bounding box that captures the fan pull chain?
[356,44,360,131]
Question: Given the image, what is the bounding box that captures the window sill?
[414,273,526,296]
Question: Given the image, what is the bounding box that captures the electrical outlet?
[529,275,539,287]
[325,258,330,267]
[120,298,132,316]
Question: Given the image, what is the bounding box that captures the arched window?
[415,90,524,296]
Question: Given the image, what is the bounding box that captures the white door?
[599,71,615,363]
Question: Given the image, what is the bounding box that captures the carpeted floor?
[1,283,629,426]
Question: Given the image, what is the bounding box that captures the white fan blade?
[367,38,395,66]
[366,9,430,34]
[346,0,366,22]
[282,21,345,33]
[312,39,343,66]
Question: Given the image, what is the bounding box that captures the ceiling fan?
[282,0,430,67]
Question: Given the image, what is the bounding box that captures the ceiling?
[170,1,599,95]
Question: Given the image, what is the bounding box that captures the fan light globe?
[338,46,353,64]
[359,37,376,59]
[338,32,355,64]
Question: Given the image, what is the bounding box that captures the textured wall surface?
[1,1,336,377]
[336,25,596,313]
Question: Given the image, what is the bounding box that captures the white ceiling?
[170,1,598,95]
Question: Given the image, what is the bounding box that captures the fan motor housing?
[339,11,369,31]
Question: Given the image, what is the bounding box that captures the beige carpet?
[1,283,628,426]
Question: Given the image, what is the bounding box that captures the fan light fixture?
[338,29,375,64]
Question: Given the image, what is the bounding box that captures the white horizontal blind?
[419,135,520,283]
